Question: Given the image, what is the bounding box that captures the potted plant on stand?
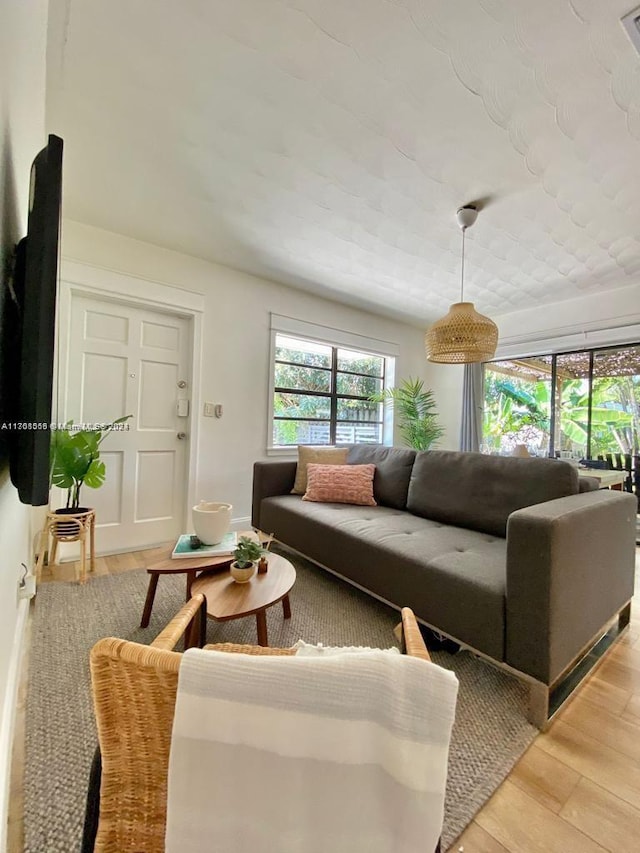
[50,416,131,517]
[230,536,263,583]
[47,417,131,577]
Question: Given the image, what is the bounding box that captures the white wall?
[61,221,461,526]
[423,362,464,451]
[0,0,49,847]
[495,282,640,358]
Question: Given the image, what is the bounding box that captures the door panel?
[85,310,129,343]
[82,353,128,421]
[141,320,180,350]
[67,295,190,552]
[139,361,179,429]
[136,451,176,520]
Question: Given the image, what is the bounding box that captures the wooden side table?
[41,509,96,584]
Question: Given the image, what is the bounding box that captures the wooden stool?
[42,509,96,584]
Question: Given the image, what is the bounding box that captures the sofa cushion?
[260,495,507,661]
[291,446,349,494]
[347,445,416,510]
[303,463,377,506]
[407,451,579,538]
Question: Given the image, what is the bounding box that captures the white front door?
[64,295,191,552]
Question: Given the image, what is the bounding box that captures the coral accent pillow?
[291,446,349,495]
[303,463,377,506]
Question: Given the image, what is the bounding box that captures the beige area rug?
[24,545,536,852]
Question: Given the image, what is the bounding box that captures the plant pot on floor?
[230,561,256,583]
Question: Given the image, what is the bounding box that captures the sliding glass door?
[483,344,640,459]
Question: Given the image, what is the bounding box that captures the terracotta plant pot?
[230,561,256,583]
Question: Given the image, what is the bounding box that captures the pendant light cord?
[460,226,466,303]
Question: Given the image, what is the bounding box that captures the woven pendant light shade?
[425,204,498,364]
[425,302,498,364]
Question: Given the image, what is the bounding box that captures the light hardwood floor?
[9,548,640,852]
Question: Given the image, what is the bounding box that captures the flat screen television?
[0,134,63,505]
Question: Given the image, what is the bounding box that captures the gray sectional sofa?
[252,446,637,727]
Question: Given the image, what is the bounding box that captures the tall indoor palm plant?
[370,377,444,450]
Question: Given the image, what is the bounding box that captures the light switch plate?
[203,401,215,417]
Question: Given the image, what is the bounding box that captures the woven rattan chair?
[85,597,433,853]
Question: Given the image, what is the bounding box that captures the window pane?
[554,353,589,458]
[336,398,380,421]
[273,392,331,420]
[336,373,382,397]
[335,423,383,444]
[275,363,331,392]
[273,420,330,446]
[275,334,331,369]
[591,345,639,460]
[483,357,552,456]
[337,349,383,377]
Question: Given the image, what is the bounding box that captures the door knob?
[177,432,187,440]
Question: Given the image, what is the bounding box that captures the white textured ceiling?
[47,0,640,325]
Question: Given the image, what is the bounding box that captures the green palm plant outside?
[369,377,444,451]
[484,374,634,455]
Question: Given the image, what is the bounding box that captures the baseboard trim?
[0,598,30,853]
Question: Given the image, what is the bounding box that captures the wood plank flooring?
[9,548,640,852]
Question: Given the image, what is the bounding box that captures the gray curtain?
[459,363,483,452]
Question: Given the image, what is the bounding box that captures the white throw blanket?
[165,647,458,853]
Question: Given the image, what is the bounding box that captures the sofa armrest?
[252,460,297,529]
[505,490,636,684]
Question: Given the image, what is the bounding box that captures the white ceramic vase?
[192,501,232,545]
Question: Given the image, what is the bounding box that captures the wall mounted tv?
[0,134,63,506]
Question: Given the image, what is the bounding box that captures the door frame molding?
[56,259,204,540]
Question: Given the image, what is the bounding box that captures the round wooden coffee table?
[140,532,269,628]
[190,553,296,647]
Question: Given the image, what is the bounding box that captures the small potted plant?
[230,535,263,583]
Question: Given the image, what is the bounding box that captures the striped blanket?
[165,647,458,852]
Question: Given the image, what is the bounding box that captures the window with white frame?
[269,330,395,448]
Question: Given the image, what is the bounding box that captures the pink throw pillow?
[303,463,377,506]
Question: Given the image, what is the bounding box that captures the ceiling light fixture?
[424,204,498,364]
[621,6,640,55]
